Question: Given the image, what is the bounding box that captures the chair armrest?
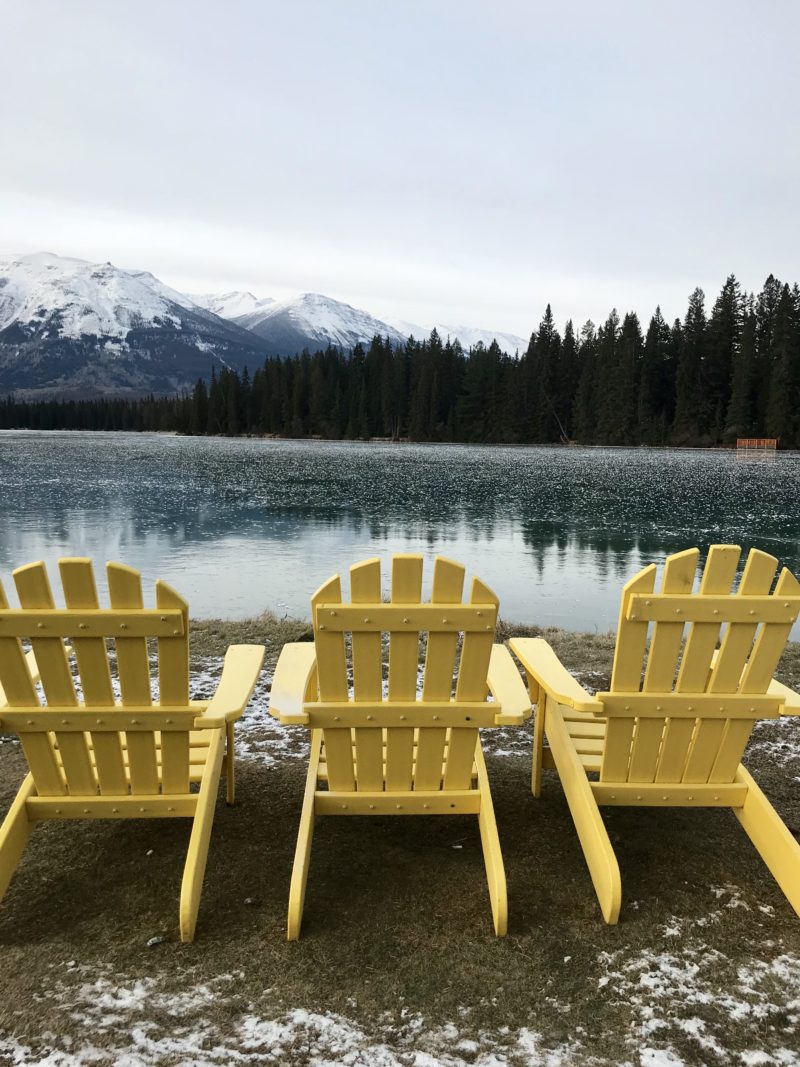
[268,643,317,725]
[767,677,800,716]
[193,644,266,728]
[508,637,603,714]
[487,644,532,725]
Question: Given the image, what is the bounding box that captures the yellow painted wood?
[734,765,800,916]
[596,693,780,719]
[474,740,508,935]
[179,728,224,941]
[530,682,545,798]
[544,702,621,923]
[627,593,799,623]
[316,790,482,815]
[277,554,523,938]
[767,678,800,714]
[445,577,496,790]
[315,603,498,633]
[0,609,184,637]
[313,575,354,791]
[602,566,657,781]
[386,555,422,790]
[591,781,747,806]
[14,562,96,796]
[508,637,603,712]
[27,795,197,819]
[268,642,317,724]
[58,559,126,794]
[303,701,495,728]
[684,549,778,783]
[660,546,741,782]
[631,550,698,782]
[350,558,384,792]
[154,582,190,794]
[516,545,800,923]
[156,582,190,705]
[416,558,464,790]
[107,563,153,706]
[0,774,35,902]
[486,644,532,725]
[741,568,800,691]
[0,558,262,940]
[288,728,323,940]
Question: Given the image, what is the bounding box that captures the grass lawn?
[0,618,798,1066]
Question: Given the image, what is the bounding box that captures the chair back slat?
[313,574,353,791]
[658,545,741,782]
[600,545,796,789]
[386,555,423,790]
[350,559,383,791]
[310,555,500,795]
[59,559,126,795]
[14,562,94,795]
[0,579,64,795]
[629,549,697,783]
[601,566,656,781]
[416,558,464,789]
[445,576,496,789]
[107,563,153,706]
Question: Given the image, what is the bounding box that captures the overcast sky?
[2,0,798,336]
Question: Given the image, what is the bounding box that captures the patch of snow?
[191,291,275,320]
[0,965,588,1066]
[0,253,189,340]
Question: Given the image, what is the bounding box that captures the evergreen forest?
[3,274,800,448]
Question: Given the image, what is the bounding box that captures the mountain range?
[0,252,529,398]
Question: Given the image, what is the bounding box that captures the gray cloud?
[2,0,798,335]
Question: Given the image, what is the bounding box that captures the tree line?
[2,273,799,447]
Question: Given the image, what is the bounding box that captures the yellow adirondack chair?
[269,554,531,939]
[0,558,265,941]
[510,545,800,923]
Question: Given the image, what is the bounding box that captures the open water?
[0,431,797,630]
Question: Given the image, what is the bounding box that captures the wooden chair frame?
[0,558,265,941]
[269,554,531,939]
[511,545,800,923]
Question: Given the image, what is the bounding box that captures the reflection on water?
[0,431,798,630]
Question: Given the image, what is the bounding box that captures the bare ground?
[0,618,798,1066]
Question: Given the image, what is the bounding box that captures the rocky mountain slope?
[0,253,268,397]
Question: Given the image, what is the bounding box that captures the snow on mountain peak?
[190,291,275,320]
[0,252,187,340]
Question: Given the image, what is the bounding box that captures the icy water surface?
[0,431,798,629]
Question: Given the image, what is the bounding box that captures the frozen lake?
[0,431,798,630]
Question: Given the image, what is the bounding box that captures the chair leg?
[545,704,622,924]
[734,765,800,916]
[531,684,545,798]
[225,722,235,806]
[0,774,35,903]
[179,730,224,942]
[288,730,322,941]
[474,741,508,936]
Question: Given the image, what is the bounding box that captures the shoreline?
[0,425,796,454]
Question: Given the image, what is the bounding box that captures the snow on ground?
[597,885,800,1067]
[0,963,587,1067]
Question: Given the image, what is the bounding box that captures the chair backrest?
[0,558,194,798]
[308,554,499,792]
[598,545,800,785]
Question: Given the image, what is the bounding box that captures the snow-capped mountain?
[230,292,407,355]
[387,317,529,355]
[202,289,527,356]
[191,291,275,320]
[0,253,268,397]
